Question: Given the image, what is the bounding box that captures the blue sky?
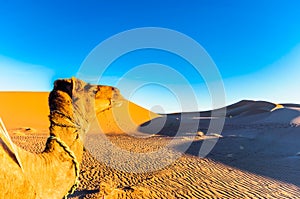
[0,1,299,112]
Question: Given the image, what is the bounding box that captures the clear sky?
[0,0,299,112]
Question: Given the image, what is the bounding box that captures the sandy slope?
[0,92,158,133]
[0,92,49,130]
[2,91,300,198]
[96,99,159,134]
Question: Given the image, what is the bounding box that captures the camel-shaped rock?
[0,78,118,199]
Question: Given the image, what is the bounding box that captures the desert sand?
[1,90,300,198]
[0,92,49,130]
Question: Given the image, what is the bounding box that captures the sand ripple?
[12,134,300,199]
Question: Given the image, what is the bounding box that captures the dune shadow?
[172,129,300,186]
[138,106,300,186]
[138,112,211,136]
[68,189,99,199]
[138,114,181,136]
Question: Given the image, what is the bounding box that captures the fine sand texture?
[11,133,300,199]
[1,91,300,198]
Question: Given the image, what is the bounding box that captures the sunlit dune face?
[0,92,49,130]
[0,81,158,135]
[90,84,159,134]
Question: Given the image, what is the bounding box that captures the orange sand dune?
[0,92,49,130]
[96,99,159,134]
[0,92,158,134]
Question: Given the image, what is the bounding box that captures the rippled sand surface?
[12,133,300,199]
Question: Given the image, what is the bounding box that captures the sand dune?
[2,91,300,198]
[0,92,49,130]
[96,99,159,134]
[0,92,158,134]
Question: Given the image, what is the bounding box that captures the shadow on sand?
[138,112,210,136]
[138,111,300,186]
[69,189,100,199]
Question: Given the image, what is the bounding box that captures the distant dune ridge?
[1,83,300,198]
[0,91,298,133]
